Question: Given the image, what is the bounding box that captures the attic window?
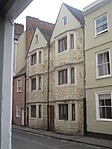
[35,34,38,43]
[63,16,67,25]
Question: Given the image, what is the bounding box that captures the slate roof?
[64,3,84,23]
[38,27,53,42]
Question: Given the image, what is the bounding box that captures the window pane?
[70,34,74,49]
[58,37,67,53]
[39,51,42,63]
[39,105,41,118]
[72,104,76,121]
[31,78,36,90]
[31,105,36,118]
[96,14,108,35]
[59,104,68,120]
[38,76,41,90]
[98,93,112,119]
[71,68,75,83]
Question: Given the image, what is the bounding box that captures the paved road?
[12,129,106,149]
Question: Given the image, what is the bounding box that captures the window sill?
[96,119,112,122]
[95,30,109,38]
[17,91,22,93]
[96,75,111,80]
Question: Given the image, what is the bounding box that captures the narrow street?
[12,129,106,149]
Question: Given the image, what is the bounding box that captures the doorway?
[49,105,54,131]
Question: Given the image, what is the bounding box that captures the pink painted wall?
[12,74,25,125]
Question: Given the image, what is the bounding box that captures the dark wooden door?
[49,105,54,131]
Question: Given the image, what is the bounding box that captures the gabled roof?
[38,27,53,42]
[64,3,84,23]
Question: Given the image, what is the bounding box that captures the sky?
[15,0,96,26]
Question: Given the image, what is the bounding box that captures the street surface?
[12,129,106,149]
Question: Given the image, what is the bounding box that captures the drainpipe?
[81,21,87,135]
[24,74,26,126]
[47,40,50,131]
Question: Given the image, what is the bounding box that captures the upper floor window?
[58,36,67,53]
[31,77,36,90]
[17,79,22,92]
[70,34,74,49]
[35,34,38,43]
[38,76,42,90]
[58,69,67,85]
[96,50,110,78]
[95,14,108,36]
[96,92,112,121]
[38,51,42,63]
[63,16,67,25]
[31,53,37,66]
[71,68,75,83]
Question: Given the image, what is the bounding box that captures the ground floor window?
[39,105,42,118]
[96,92,112,120]
[16,105,20,117]
[59,104,68,120]
[31,105,36,118]
[72,104,76,121]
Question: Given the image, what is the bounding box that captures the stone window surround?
[30,104,43,119]
[55,65,76,86]
[56,101,77,122]
[95,90,112,121]
[30,49,43,66]
[29,75,43,92]
[55,31,76,55]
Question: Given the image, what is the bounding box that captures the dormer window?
[35,34,38,43]
[63,16,67,25]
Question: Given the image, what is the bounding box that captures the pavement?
[13,125,112,149]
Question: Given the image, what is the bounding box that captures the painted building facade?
[84,0,112,137]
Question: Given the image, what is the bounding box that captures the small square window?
[17,79,22,92]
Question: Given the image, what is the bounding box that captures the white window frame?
[30,104,36,118]
[71,102,77,121]
[94,13,109,37]
[37,75,43,90]
[16,105,20,117]
[95,91,112,121]
[96,49,111,79]
[17,78,22,92]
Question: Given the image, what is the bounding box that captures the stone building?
[50,3,85,135]
[26,3,85,136]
